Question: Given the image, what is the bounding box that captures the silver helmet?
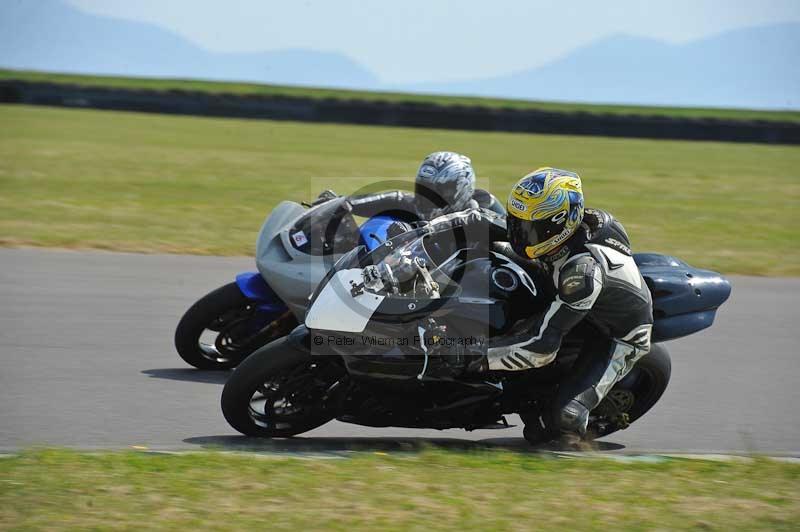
[414,151,476,219]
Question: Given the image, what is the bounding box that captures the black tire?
[588,343,672,439]
[174,282,253,370]
[221,335,338,437]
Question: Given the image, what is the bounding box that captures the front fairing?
[305,227,545,336]
[305,228,554,388]
[305,228,458,333]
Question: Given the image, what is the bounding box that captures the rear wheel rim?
[589,364,658,436]
[605,389,635,413]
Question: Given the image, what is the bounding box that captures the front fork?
[231,271,295,351]
[235,310,298,353]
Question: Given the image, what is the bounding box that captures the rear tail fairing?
[635,253,731,342]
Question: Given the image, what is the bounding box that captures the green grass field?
[1,450,798,531]
[3,68,800,124]
[1,104,798,275]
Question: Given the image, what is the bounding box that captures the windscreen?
[358,234,462,299]
[287,198,361,256]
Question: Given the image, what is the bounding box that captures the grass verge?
[1,449,798,530]
[3,68,799,124]
[1,104,799,275]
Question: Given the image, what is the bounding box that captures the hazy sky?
[67,0,800,83]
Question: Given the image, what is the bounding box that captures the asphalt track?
[1,248,798,455]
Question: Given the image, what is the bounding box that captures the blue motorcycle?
[174,195,401,369]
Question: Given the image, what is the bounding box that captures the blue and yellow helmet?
[506,167,584,259]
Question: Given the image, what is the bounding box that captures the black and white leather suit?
[428,207,654,436]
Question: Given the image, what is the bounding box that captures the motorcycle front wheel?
[175,282,287,370]
[221,334,341,437]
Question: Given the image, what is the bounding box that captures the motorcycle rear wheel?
[587,343,672,440]
[221,335,339,437]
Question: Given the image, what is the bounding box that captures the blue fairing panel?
[635,253,731,342]
[652,310,719,342]
[235,272,288,314]
[359,215,400,251]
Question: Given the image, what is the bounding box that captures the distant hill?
[412,24,800,109]
[1,0,797,109]
[0,0,379,89]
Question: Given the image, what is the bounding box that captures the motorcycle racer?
[346,151,505,223]
[430,167,654,439]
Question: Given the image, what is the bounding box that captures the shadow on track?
[142,368,230,384]
[183,435,625,454]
